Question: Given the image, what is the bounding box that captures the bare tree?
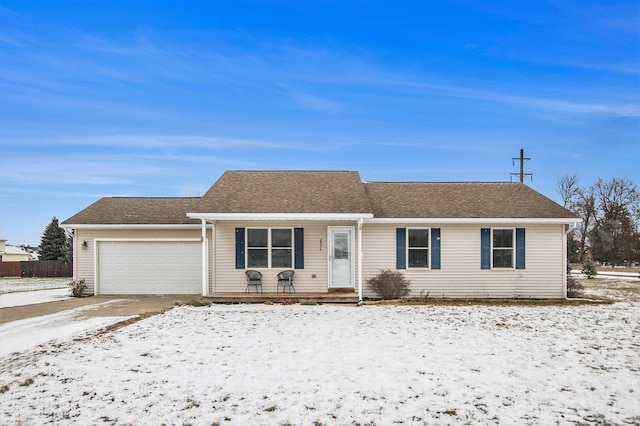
[591,178,640,266]
[574,187,596,263]
[593,177,639,219]
[556,173,579,208]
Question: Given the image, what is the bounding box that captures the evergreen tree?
[39,217,67,260]
[60,231,73,262]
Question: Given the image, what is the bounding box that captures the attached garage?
[97,240,202,295]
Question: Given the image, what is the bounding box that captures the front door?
[329,227,354,288]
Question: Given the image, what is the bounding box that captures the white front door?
[329,227,354,288]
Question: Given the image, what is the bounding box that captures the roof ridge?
[226,170,359,173]
[105,196,201,199]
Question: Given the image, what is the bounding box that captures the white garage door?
[98,241,202,295]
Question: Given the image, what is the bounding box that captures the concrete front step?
[205,292,359,304]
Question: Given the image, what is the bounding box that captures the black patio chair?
[276,270,295,293]
[245,270,263,293]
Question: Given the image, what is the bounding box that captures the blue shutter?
[515,228,526,269]
[431,228,441,269]
[481,228,491,269]
[235,228,245,269]
[294,228,304,269]
[396,228,406,269]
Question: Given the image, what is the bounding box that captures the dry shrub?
[68,278,87,297]
[367,269,411,299]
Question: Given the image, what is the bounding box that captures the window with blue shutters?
[397,228,441,270]
[236,227,304,269]
[481,228,526,269]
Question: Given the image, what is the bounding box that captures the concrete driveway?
[0,295,208,325]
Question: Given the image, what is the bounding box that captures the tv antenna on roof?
[510,148,533,183]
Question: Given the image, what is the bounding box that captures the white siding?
[75,221,567,298]
[213,221,360,293]
[362,223,566,299]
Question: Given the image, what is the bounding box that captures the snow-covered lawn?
[1,301,639,425]
[0,288,71,308]
[580,277,640,302]
[0,277,70,294]
[0,277,72,307]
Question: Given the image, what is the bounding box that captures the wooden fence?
[0,260,72,278]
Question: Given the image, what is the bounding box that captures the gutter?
[357,217,364,303]
[365,217,581,225]
[187,212,374,221]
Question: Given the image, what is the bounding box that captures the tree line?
[557,175,640,266]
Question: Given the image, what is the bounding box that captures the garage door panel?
[98,241,202,295]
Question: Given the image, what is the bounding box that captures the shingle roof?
[61,171,578,225]
[364,181,576,219]
[61,197,202,225]
[196,170,373,214]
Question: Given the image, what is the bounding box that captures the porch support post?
[357,217,364,302]
[201,219,208,296]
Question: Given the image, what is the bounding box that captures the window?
[271,229,293,268]
[246,228,292,268]
[492,228,514,268]
[247,229,268,268]
[408,228,430,268]
[396,227,440,270]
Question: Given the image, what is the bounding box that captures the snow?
[0,302,129,357]
[0,277,69,294]
[1,302,639,425]
[0,287,70,308]
[0,277,72,307]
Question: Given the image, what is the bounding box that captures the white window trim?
[246,227,294,269]
[491,227,515,270]
[407,227,431,269]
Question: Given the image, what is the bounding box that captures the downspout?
[201,220,208,296]
[563,221,577,299]
[68,228,77,281]
[357,217,364,303]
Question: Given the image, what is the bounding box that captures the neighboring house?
[0,237,33,262]
[61,170,580,300]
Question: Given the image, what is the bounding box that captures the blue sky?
[1,0,638,246]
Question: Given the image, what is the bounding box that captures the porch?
[205,291,359,304]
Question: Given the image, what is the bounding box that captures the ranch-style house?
[61,170,580,301]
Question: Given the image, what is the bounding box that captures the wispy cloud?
[5,134,344,153]
[285,88,345,112]
[357,77,640,117]
[0,157,165,186]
